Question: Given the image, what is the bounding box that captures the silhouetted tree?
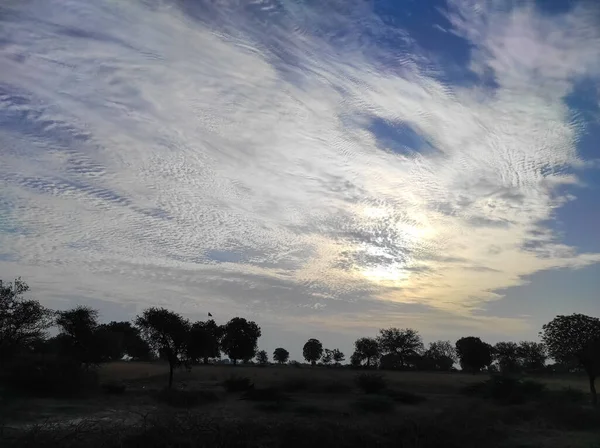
[455,336,493,373]
[94,321,151,361]
[56,306,105,366]
[220,317,261,366]
[542,314,600,405]
[186,319,222,364]
[376,328,424,369]
[352,337,380,368]
[0,278,53,363]
[517,341,546,373]
[273,347,289,364]
[136,307,190,388]
[494,342,521,373]
[424,340,457,371]
[322,348,333,366]
[256,349,268,365]
[332,348,345,365]
[303,338,323,366]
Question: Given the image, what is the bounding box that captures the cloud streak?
[1,0,599,341]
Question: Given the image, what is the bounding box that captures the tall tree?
[455,337,493,373]
[136,307,190,388]
[541,314,600,405]
[273,347,289,364]
[352,337,380,368]
[332,348,345,365]
[0,278,53,363]
[494,342,521,373]
[256,349,268,365]
[424,340,457,371]
[303,338,323,366]
[377,328,424,369]
[95,321,151,361]
[517,341,546,372]
[56,306,103,366]
[186,319,222,364]
[220,317,261,366]
[321,348,333,366]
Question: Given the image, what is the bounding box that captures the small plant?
[353,395,395,414]
[355,372,386,394]
[222,375,254,392]
[154,388,218,408]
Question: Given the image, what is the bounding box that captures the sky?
[1,0,599,361]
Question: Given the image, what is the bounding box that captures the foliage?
[423,340,457,371]
[186,319,222,364]
[135,308,190,388]
[353,395,395,413]
[455,336,493,373]
[273,347,289,364]
[302,338,323,365]
[462,375,547,405]
[241,386,289,403]
[220,317,261,366]
[493,342,521,373]
[101,381,126,395]
[280,376,308,392]
[222,375,254,392]
[541,313,600,404]
[56,306,106,366]
[516,341,546,372]
[352,337,380,368]
[332,348,345,364]
[376,328,424,369]
[321,348,333,365]
[355,372,386,394]
[383,389,426,405]
[256,349,268,365]
[0,278,54,363]
[154,388,218,408]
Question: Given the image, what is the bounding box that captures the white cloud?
[0,0,599,339]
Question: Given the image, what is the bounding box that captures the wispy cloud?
[1,0,599,340]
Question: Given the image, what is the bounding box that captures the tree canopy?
[352,337,380,368]
[186,319,222,364]
[220,317,261,366]
[303,338,323,365]
[273,347,289,364]
[377,328,423,369]
[455,336,493,373]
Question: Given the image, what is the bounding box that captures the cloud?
[1,0,599,340]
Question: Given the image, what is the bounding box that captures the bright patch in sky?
[1,0,599,356]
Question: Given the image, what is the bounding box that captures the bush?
[1,356,98,398]
[353,395,395,414]
[383,389,426,405]
[101,381,126,395]
[316,380,352,394]
[241,387,289,403]
[154,388,218,408]
[461,375,546,405]
[222,375,254,392]
[355,373,386,394]
[281,377,308,392]
[290,361,302,368]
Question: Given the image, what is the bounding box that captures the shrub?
[281,377,308,392]
[355,373,386,394]
[317,380,352,394]
[384,389,426,405]
[154,388,218,408]
[241,387,289,402]
[289,360,302,368]
[222,375,254,392]
[101,381,126,395]
[353,395,395,414]
[461,375,546,405]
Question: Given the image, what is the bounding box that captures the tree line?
[1,278,599,403]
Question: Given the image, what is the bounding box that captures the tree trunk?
[590,374,597,406]
[311,360,316,366]
[168,362,174,389]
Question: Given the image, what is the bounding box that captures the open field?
[1,362,599,448]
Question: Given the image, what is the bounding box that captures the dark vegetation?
[1,277,600,447]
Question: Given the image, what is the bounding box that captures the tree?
[56,306,105,366]
[0,278,54,363]
[541,314,600,405]
[517,341,546,373]
[273,347,289,364]
[332,348,345,365]
[136,307,190,388]
[221,317,261,366]
[493,342,521,374]
[322,348,333,366]
[424,340,457,371]
[256,349,268,365]
[303,339,323,366]
[455,337,493,373]
[352,337,380,368]
[186,319,222,364]
[376,328,424,369]
[94,321,151,361]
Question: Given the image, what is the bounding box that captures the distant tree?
[517,341,546,372]
[377,328,424,369]
[220,317,261,366]
[332,348,345,365]
[350,351,362,368]
[352,337,380,368]
[424,340,457,371]
[186,319,222,364]
[136,307,190,388]
[0,278,54,363]
[256,349,268,365]
[455,337,493,373]
[94,321,151,361]
[494,342,521,373]
[303,338,323,366]
[56,306,105,366]
[321,348,333,366]
[541,314,600,405]
[273,347,289,364]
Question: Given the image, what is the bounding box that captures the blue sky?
[1,0,599,360]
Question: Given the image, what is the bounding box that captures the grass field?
[1,362,599,448]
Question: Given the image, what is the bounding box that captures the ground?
[1,362,599,447]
